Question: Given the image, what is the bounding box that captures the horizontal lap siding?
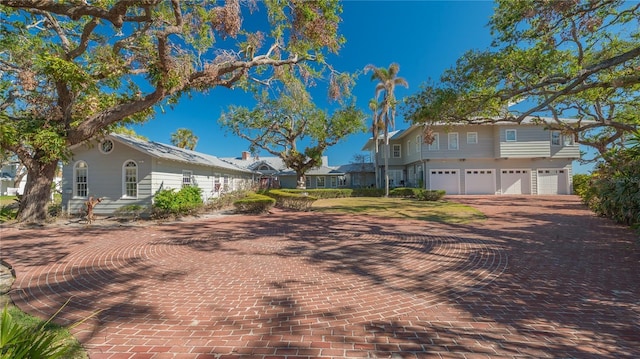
[498,126,551,158]
[62,141,154,216]
[422,126,495,160]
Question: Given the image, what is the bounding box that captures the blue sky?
[131,1,593,173]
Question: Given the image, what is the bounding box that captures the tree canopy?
[403,0,640,160]
[218,87,366,188]
[171,128,198,150]
[0,0,345,222]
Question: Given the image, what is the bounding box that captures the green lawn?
[0,195,18,206]
[311,197,486,224]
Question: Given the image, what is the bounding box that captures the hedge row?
[233,193,275,214]
[262,190,318,211]
[274,188,353,199]
[389,187,446,201]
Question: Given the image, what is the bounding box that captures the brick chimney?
[242,151,251,160]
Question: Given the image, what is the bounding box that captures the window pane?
[124,161,137,197]
[506,130,517,141]
[428,134,439,150]
[467,132,478,144]
[448,133,459,150]
[551,131,561,145]
[74,163,88,197]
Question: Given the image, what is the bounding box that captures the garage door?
[429,169,460,195]
[465,169,496,194]
[501,169,531,195]
[537,169,568,194]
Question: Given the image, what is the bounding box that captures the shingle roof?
[335,163,375,173]
[277,166,344,177]
[220,156,289,172]
[110,134,253,174]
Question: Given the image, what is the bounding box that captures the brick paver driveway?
[1,196,638,358]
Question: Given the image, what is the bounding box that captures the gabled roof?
[277,166,345,177]
[361,129,406,151]
[335,162,375,173]
[110,134,253,174]
[221,156,289,172]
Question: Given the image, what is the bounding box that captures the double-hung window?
[448,132,459,150]
[74,161,88,198]
[182,170,193,187]
[123,161,138,198]
[551,131,561,146]
[467,132,478,144]
[392,144,401,158]
[428,133,439,150]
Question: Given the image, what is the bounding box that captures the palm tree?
[171,128,198,150]
[365,63,408,196]
[368,98,381,188]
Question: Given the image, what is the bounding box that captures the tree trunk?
[16,160,57,223]
[384,144,390,197]
[296,172,306,189]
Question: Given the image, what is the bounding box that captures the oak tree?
[403,0,640,161]
[0,0,344,222]
[219,86,366,189]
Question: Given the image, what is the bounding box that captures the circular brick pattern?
[5,197,639,359]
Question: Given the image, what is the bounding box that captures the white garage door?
[429,169,460,195]
[501,169,531,195]
[465,169,496,194]
[537,169,568,194]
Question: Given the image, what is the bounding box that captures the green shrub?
[415,189,446,201]
[389,187,419,198]
[264,190,318,211]
[573,174,593,200]
[581,138,640,232]
[351,188,385,197]
[273,188,352,199]
[233,194,275,214]
[0,305,83,359]
[0,206,16,223]
[152,186,204,217]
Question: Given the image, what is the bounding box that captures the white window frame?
[551,131,561,146]
[392,144,401,158]
[407,140,412,155]
[330,176,337,188]
[73,161,88,198]
[182,170,193,188]
[428,133,439,151]
[123,160,138,198]
[99,139,114,154]
[505,129,517,142]
[305,176,310,188]
[448,132,459,150]
[316,176,326,188]
[416,135,422,153]
[338,176,347,187]
[467,132,478,144]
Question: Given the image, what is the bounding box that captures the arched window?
[123,160,138,198]
[74,161,88,198]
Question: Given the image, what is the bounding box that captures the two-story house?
[362,120,580,195]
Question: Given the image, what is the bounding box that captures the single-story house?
[61,134,255,216]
